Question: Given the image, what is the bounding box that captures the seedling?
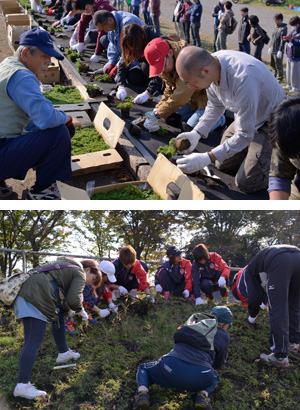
[94,74,113,83]
[84,83,103,97]
[157,127,168,136]
[157,138,177,158]
[91,184,161,200]
[76,58,82,72]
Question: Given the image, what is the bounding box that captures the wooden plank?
[71,148,123,176]
[67,111,92,127]
[53,102,90,111]
[76,85,107,103]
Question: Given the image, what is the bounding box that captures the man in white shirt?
[175,47,285,194]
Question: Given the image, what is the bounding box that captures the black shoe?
[194,392,212,409]
[27,183,61,200]
[181,121,193,132]
[133,392,150,408]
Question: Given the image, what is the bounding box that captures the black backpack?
[227,16,238,35]
[262,28,270,45]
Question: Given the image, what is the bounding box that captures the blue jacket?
[107,11,144,65]
[190,1,202,24]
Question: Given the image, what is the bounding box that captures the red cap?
[144,38,170,77]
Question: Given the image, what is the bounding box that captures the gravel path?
[160,0,295,61]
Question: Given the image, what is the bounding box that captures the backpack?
[227,16,238,35]
[0,263,79,306]
[262,28,270,45]
[174,313,218,352]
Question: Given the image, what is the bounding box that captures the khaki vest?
[0,57,31,138]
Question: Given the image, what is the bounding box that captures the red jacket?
[178,1,192,22]
[155,258,192,292]
[208,252,230,280]
[77,0,117,55]
[131,260,150,291]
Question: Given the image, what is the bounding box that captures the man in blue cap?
[134,306,232,409]
[0,28,75,200]
[154,246,192,300]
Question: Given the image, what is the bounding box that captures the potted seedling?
[36,18,43,26]
[117,97,133,119]
[66,49,81,63]
[76,58,83,72]
[48,26,55,35]
[84,83,103,98]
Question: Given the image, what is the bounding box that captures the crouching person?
[134,306,232,409]
[13,258,101,399]
[155,246,192,300]
[0,28,75,200]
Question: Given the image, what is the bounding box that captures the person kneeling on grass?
[155,246,192,300]
[134,306,232,409]
[13,259,101,400]
[0,28,76,200]
[111,245,154,302]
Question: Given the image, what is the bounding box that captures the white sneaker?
[289,342,299,352]
[283,85,291,90]
[27,183,61,200]
[56,349,80,364]
[291,87,299,92]
[13,382,47,399]
[260,352,289,367]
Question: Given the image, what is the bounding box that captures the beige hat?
[99,261,116,283]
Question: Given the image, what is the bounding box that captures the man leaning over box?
[0,28,75,200]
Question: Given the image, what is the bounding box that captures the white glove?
[116,86,127,101]
[156,284,163,293]
[183,289,189,298]
[259,302,267,310]
[175,130,200,154]
[218,277,226,287]
[277,50,282,58]
[248,315,257,324]
[69,37,77,47]
[133,91,150,104]
[268,47,271,54]
[109,303,118,313]
[60,15,70,25]
[144,111,160,132]
[90,54,100,63]
[71,42,85,53]
[78,308,89,321]
[119,286,128,295]
[146,294,155,303]
[177,152,211,174]
[99,308,110,318]
[68,310,76,318]
[195,297,205,306]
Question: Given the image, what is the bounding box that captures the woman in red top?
[177,0,192,44]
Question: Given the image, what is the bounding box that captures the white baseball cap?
[99,261,116,283]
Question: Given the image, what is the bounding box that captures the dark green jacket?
[271,23,287,54]
[18,258,86,321]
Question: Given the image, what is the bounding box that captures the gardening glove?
[176,152,211,174]
[65,116,75,138]
[183,289,189,298]
[67,310,76,318]
[109,65,118,79]
[99,308,110,318]
[116,86,127,101]
[109,303,118,313]
[78,308,89,321]
[119,286,128,296]
[90,54,100,63]
[46,7,54,15]
[71,42,84,53]
[60,15,70,25]
[277,50,283,58]
[195,297,205,306]
[133,91,150,104]
[69,37,77,47]
[248,315,257,324]
[260,302,268,311]
[268,47,271,54]
[218,276,226,287]
[175,130,200,154]
[104,64,115,74]
[144,111,160,132]
[146,294,155,303]
[156,284,163,293]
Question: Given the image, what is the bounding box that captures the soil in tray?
[71,126,110,156]
[91,184,161,200]
[44,85,84,104]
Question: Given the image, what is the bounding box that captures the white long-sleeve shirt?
[194,50,285,164]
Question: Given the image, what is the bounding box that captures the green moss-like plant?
[95,74,113,83]
[85,83,101,90]
[76,58,82,72]
[48,26,55,35]
[157,138,177,158]
[117,96,134,110]
[91,184,161,200]
[28,8,36,13]
[44,84,84,104]
[71,126,110,156]
[157,127,168,136]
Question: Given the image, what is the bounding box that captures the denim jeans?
[191,22,201,47]
[137,356,220,393]
[238,42,250,54]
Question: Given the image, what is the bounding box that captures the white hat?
[99,261,116,283]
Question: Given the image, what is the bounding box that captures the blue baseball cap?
[167,246,182,257]
[18,28,64,60]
